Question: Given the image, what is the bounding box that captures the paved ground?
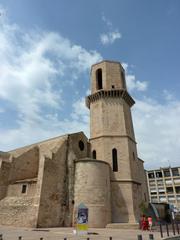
[1,226,179,240]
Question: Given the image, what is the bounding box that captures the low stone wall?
[0,196,38,227]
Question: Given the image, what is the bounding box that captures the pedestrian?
[148,216,153,231]
[141,215,148,230]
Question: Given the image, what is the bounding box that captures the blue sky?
[0,0,180,169]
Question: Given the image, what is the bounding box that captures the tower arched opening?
[92,150,96,159]
[96,68,103,90]
[112,148,118,172]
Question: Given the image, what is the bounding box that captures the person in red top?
[141,215,148,230]
[148,216,153,231]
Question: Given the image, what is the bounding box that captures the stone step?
[106,223,139,229]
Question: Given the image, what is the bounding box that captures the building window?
[112,85,115,89]
[164,169,170,177]
[96,68,103,90]
[156,171,162,178]
[175,186,180,194]
[21,184,27,194]
[151,197,158,203]
[92,150,96,159]
[148,173,155,179]
[149,180,155,186]
[157,180,163,185]
[78,140,84,151]
[165,180,172,185]
[112,148,118,172]
[159,196,167,202]
[172,168,179,176]
[133,152,135,160]
[151,192,157,195]
[166,187,173,193]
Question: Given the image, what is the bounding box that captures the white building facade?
[147,167,180,210]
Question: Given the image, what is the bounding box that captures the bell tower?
[86,60,142,224]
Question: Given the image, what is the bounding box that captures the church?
[0,60,148,228]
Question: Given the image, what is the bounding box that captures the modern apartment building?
[147,167,180,210]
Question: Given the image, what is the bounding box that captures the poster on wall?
[76,203,88,235]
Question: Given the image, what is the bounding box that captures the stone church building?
[0,60,148,228]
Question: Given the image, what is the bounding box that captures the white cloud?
[0,7,101,150]
[163,89,174,101]
[126,74,148,92]
[100,14,122,46]
[122,62,148,92]
[133,96,180,169]
[100,31,122,46]
[71,98,89,122]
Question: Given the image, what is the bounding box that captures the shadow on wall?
[111,172,129,223]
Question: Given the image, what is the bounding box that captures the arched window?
[78,140,84,151]
[133,152,135,160]
[112,148,118,172]
[21,184,27,194]
[96,68,103,90]
[92,150,96,159]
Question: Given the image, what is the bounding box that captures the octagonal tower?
[86,60,142,224]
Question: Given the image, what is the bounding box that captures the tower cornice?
[91,60,124,72]
[86,89,135,109]
[90,134,137,144]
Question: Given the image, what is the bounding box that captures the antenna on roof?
[168,160,171,168]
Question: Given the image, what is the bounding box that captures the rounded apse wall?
[74,159,111,228]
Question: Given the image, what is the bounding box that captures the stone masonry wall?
[0,160,11,200]
[74,159,111,227]
[37,137,68,227]
[0,196,39,227]
[37,132,89,227]
[0,146,39,227]
[9,146,39,182]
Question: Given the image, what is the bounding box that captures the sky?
[0,0,180,169]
